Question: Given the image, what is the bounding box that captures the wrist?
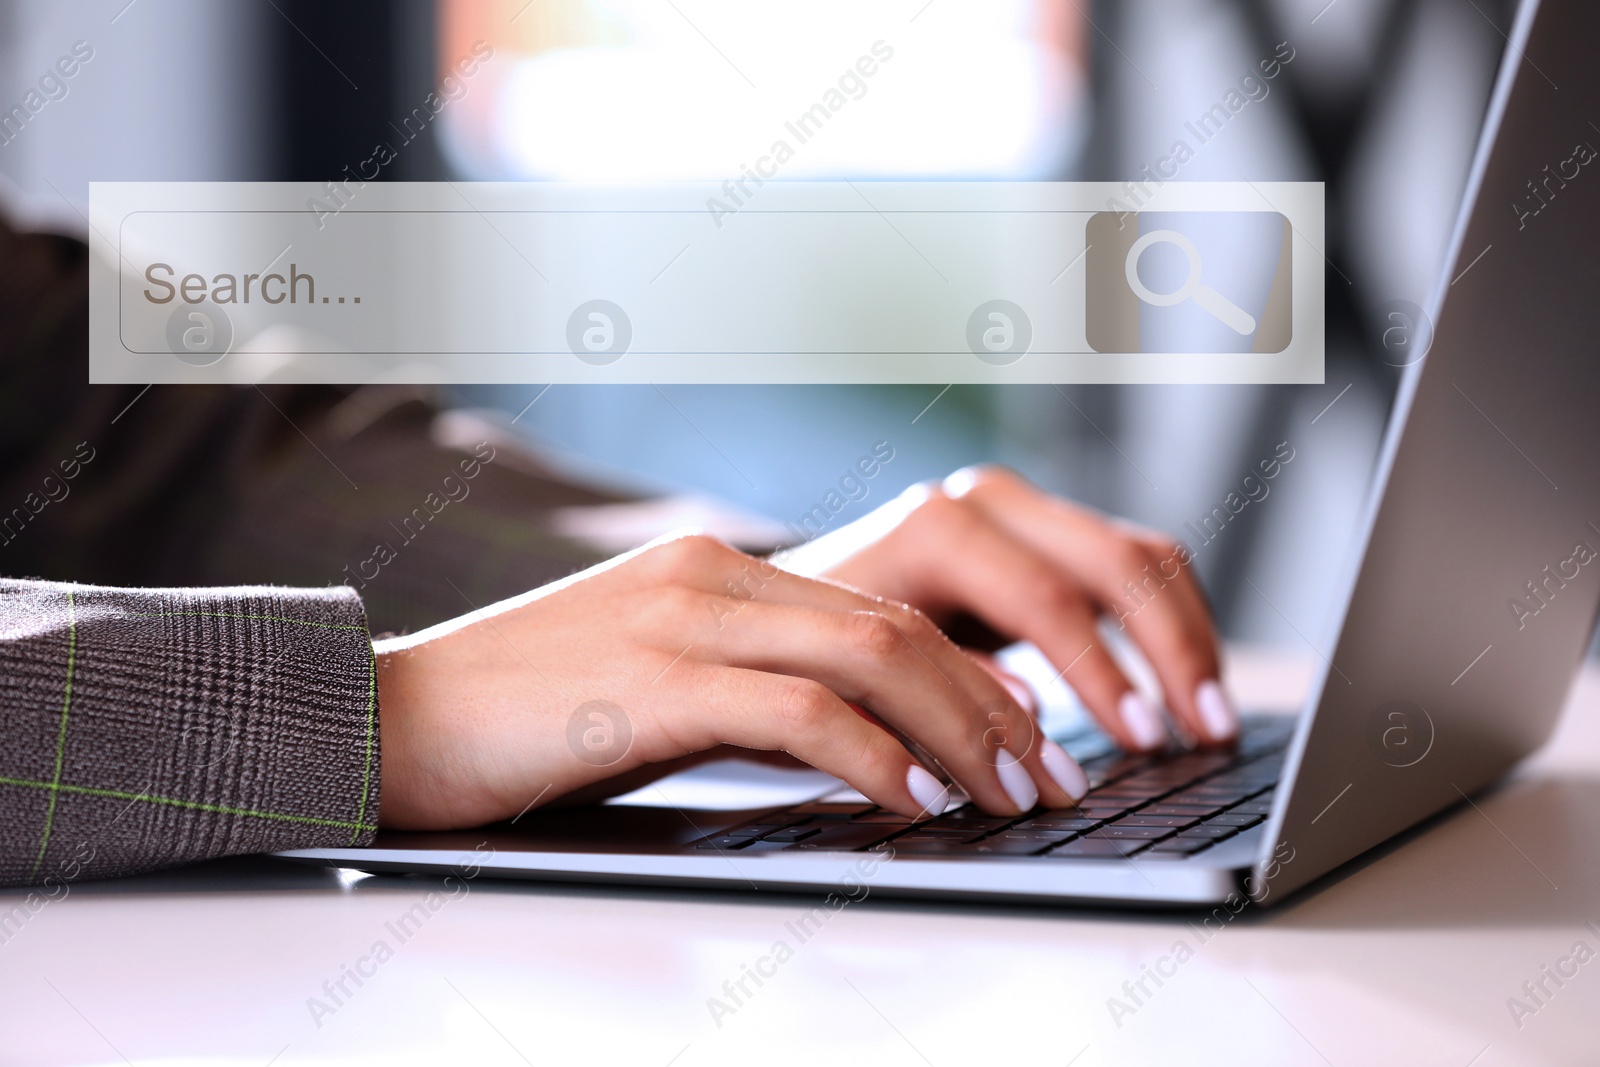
[373,643,436,829]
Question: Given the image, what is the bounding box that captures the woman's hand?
[375,533,1089,831]
[778,466,1233,752]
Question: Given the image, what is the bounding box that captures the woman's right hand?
[374,533,1089,831]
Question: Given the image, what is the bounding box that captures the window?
[438,0,1086,180]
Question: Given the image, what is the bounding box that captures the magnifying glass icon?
[1124,229,1258,336]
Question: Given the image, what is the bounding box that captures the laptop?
[282,0,1600,907]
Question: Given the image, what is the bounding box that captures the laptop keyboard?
[691,716,1293,861]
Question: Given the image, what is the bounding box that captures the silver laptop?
[283,0,1600,907]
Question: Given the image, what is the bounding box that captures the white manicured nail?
[905,765,951,820]
[1040,739,1089,802]
[1195,679,1238,741]
[995,749,1039,813]
[1120,691,1166,750]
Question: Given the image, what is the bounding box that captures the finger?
[956,472,1231,742]
[964,650,1039,717]
[632,534,1086,809]
[885,495,1167,752]
[1122,530,1227,686]
[1057,531,1230,744]
[1112,537,1233,744]
[1128,529,1217,633]
[668,664,952,820]
[952,471,1207,638]
[703,600,1087,813]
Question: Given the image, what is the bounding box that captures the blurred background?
[0,0,1516,649]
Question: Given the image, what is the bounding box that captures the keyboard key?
[1168,753,1238,771]
[885,838,976,856]
[1166,789,1252,807]
[1106,789,1179,804]
[1082,802,1158,815]
[1112,814,1201,829]
[1047,837,1148,859]
[926,812,1015,833]
[1074,803,1139,817]
[1184,782,1259,794]
[738,840,797,853]
[992,830,1081,844]
[904,828,985,842]
[1206,813,1265,828]
[1012,817,1102,832]
[1206,768,1274,784]
[1076,806,1144,819]
[1075,813,1138,828]
[760,827,821,843]
[933,804,1005,819]
[1113,774,1196,791]
[792,802,876,818]
[1203,784,1274,800]
[696,836,756,851]
[1083,789,1157,801]
[1229,801,1273,815]
[970,837,1055,855]
[1090,825,1177,841]
[1082,755,1152,788]
[725,823,797,836]
[1118,763,1202,779]
[1223,777,1280,791]
[790,825,899,851]
[854,812,918,824]
[1143,805,1221,817]
[1175,824,1237,840]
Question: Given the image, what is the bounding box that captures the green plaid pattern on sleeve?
[0,578,378,887]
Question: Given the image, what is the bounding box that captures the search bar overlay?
[89,182,1323,384]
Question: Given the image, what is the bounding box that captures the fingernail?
[1040,739,1089,802]
[998,672,1038,716]
[1119,691,1167,750]
[1195,679,1238,741]
[995,749,1039,813]
[905,765,951,820]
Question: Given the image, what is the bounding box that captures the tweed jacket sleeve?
[0,578,378,887]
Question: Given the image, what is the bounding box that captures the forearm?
[0,578,378,887]
[0,215,617,636]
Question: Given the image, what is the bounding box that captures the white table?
[5,648,1599,1066]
